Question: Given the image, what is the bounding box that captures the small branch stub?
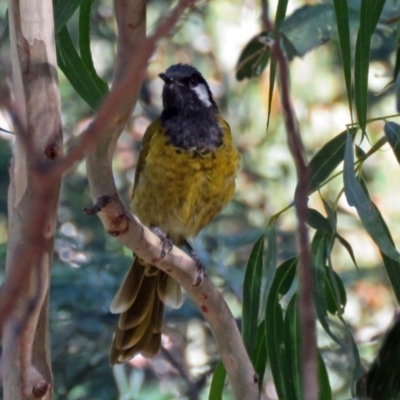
[32,380,50,398]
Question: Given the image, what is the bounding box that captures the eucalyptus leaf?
[307,128,357,194]
[354,0,386,132]
[344,132,400,262]
[56,26,107,110]
[54,0,82,33]
[384,121,400,165]
[208,361,226,400]
[250,320,268,391]
[242,232,265,354]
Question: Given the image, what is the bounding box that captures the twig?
[261,1,318,399]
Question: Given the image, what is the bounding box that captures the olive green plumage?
[109,64,240,364]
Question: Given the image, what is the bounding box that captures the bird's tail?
[109,256,182,364]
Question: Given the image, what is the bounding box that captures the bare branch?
[2,0,63,398]
[261,1,318,399]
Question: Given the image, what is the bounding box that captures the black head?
[159,64,218,113]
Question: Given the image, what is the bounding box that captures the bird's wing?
[132,118,164,196]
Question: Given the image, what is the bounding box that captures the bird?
[109,64,241,364]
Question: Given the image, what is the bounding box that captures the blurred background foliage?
[0,0,400,399]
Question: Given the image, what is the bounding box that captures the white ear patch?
[192,83,212,107]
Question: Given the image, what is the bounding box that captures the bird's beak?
[159,73,174,84]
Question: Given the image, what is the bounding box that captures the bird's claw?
[150,226,173,260]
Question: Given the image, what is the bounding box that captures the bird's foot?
[184,240,206,286]
[150,226,173,259]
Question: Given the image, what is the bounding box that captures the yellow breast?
[131,117,241,242]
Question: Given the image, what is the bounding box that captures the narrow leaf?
[311,230,343,345]
[344,132,400,262]
[333,0,353,117]
[335,232,359,270]
[384,121,400,165]
[208,361,226,400]
[79,0,109,96]
[325,267,347,316]
[250,320,268,391]
[236,32,271,81]
[56,26,107,109]
[318,351,332,400]
[242,232,265,354]
[267,0,289,128]
[54,0,82,33]
[307,128,357,194]
[354,0,386,132]
[260,222,277,314]
[284,296,302,400]
[280,4,335,58]
[307,208,333,233]
[265,258,297,400]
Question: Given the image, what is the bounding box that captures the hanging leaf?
[54,0,83,33]
[236,32,271,81]
[250,320,268,391]
[284,296,302,400]
[344,132,400,262]
[354,0,386,133]
[79,0,109,96]
[311,230,343,345]
[335,233,359,270]
[242,232,265,354]
[332,0,353,117]
[260,221,277,314]
[325,267,347,315]
[265,257,297,400]
[307,208,333,233]
[56,26,108,109]
[307,128,357,194]
[384,121,400,165]
[208,361,226,400]
[318,351,333,400]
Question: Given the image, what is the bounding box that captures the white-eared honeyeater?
[109,64,241,364]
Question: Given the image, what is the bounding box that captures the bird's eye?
[189,76,198,88]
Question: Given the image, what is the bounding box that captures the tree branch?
[82,1,258,398]
[1,0,63,399]
[261,1,318,399]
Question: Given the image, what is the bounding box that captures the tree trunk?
[2,0,62,399]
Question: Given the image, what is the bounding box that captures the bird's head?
[159,64,217,113]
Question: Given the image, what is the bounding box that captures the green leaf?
[242,232,265,354]
[284,296,302,400]
[236,32,271,81]
[333,0,353,117]
[265,258,297,400]
[322,198,337,233]
[354,0,386,132]
[311,230,343,345]
[267,0,289,128]
[280,4,335,58]
[208,361,226,400]
[54,0,82,33]
[56,26,108,110]
[307,208,333,233]
[261,222,277,314]
[79,0,108,96]
[344,132,400,262]
[384,121,400,165]
[325,267,347,315]
[307,128,357,194]
[335,233,359,270]
[250,320,268,391]
[318,351,332,400]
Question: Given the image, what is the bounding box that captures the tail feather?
[110,257,175,364]
[110,258,145,314]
